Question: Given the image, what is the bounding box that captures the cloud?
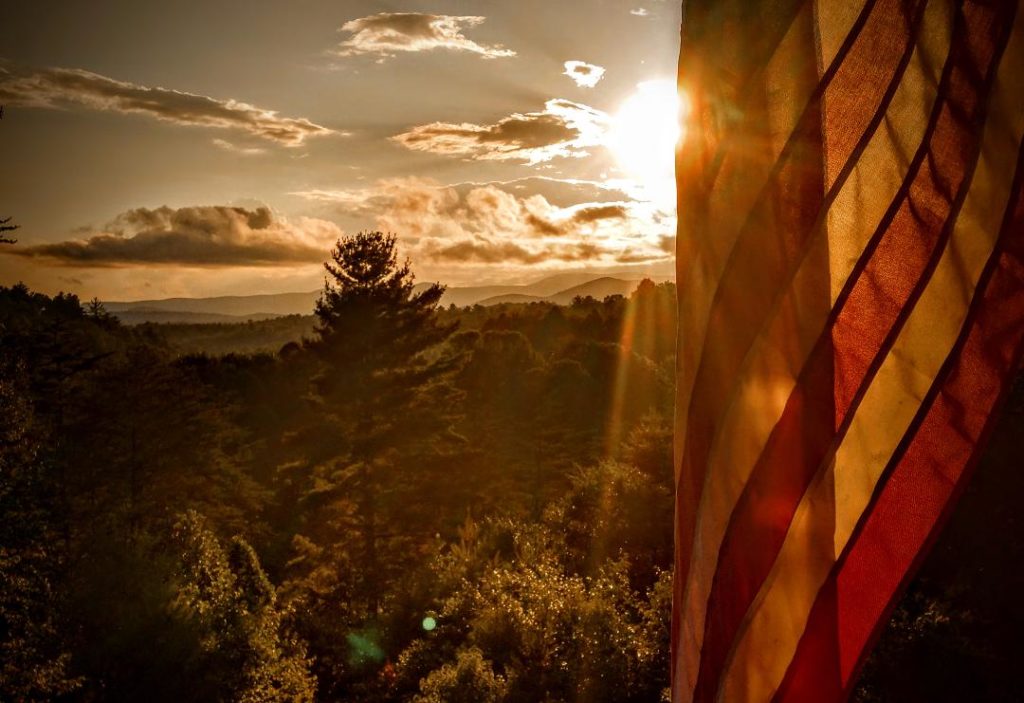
[294,178,632,239]
[291,177,671,269]
[563,61,606,88]
[571,204,629,224]
[0,63,337,146]
[10,205,342,267]
[391,99,610,164]
[334,13,515,60]
[212,138,267,155]
[297,175,636,210]
[630,8,650,16]
[421,239,605,265]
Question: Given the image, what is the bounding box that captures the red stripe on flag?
[690,1,1010,699]
[676,0,923,620]
[774,139,1024,703]
[673,0,823,684]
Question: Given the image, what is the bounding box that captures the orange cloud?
[10,206,342,267]
[391,100,609,164]
[292,177,671,269]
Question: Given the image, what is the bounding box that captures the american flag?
[671,0,1024,701]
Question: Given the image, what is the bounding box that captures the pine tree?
[294,232,462,617]
[310,230,457,408]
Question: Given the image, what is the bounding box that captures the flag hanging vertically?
[671,0,1024,700]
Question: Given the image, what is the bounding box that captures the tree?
[173,511,316,702]
[289,232,462,641]
[0,356,79,700]
[392,520,670,703]
[0,217,16,244]
[414,647,508,703]
[65,345,265,542]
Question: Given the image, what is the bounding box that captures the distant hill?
[414,283,525,308]
[430,272,671,307]
[112,310,283,325]
[475,293,545,306]
[545,277,641,305]
[105,291,320,317]
[106,273,674,323]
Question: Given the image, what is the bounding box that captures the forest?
[1,231,1022,702]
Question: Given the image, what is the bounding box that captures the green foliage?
[66,345,267,539]
[8,237,1017,703]
[0,357,80,700]
[144,315,317,356]
[414,647,508,703]
[0,270,683,702]
[392,519,670,703]
[173,511,316,702]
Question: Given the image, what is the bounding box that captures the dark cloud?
[335,13,515,59]
[525,213,564,236]
[398,114,575,151]
[563,61,606,88]
[525,204,626,235]
[10,206,342,267]
[391,99,608,163]
[0,64,337,146]
[572,204,629,224]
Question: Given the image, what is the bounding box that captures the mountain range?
[104,273,673,324]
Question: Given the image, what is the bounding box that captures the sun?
[607,79,685,205]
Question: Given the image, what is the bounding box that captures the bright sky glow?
[607,79,685,209]
[0,2,683,299]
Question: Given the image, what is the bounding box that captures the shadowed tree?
[285,231,464,693]
[0,217,16,245]
[0,356,79,701]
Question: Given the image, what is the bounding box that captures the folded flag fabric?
[671,0,1024,701]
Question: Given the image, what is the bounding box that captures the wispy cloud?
[0,63,338,146]
[334,13,515,60]
[391,100,609,164]
[563,61,606,88]
[211,138,266,156]
[630,8,650,16]
[9,206,341,267]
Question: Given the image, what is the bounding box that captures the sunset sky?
[0,0,681,300]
